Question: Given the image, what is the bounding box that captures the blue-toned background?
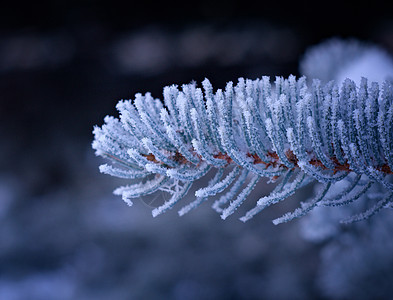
[1,1,393,299]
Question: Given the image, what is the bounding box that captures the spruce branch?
[92,76,393,223]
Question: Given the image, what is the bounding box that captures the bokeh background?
[1,1,393,299]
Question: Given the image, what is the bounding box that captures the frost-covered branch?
[92,75,393,223]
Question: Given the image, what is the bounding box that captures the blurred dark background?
[0,1,393,299]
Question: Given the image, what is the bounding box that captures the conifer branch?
[92,76,393,223]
